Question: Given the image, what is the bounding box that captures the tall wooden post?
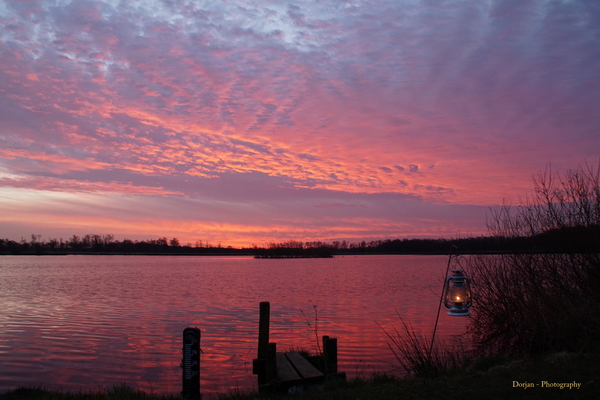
[322,335,338,375]
[182,327,201,400]
[256,302,270,385]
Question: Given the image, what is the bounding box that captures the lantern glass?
[447,285,468,305]
[443,269,472,316]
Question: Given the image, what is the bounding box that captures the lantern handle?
[429,245,459,360]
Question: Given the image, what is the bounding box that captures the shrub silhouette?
[467,163,600,355]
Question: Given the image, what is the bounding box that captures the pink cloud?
[0,175,182,196]
[1,0,599,245]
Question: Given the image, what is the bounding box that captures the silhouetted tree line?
[254,240,335,258]
[0,234,253,255]
[333,236,512,254]
[344,229,599,255]
[0,233,533,256]
[2,226,598,256]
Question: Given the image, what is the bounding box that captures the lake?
[0,254,469,396]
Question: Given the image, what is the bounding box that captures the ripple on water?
[0,255,469,395]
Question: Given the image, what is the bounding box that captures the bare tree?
[467,163,600,355]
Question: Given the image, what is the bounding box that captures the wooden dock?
[252,302,345,392]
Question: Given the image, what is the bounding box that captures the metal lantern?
[443,269,472,316]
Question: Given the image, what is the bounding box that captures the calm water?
[0,255,468,396]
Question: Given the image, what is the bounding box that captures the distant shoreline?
[0,250,519,256]
[6,229,597,257]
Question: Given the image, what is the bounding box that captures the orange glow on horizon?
[0,191,488,248]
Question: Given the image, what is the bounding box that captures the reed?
[378,314,470,379]
[285,346,312,358]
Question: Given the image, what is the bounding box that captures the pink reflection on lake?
[0,255,468,397]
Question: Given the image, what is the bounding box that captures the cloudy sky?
[0,0,599,247]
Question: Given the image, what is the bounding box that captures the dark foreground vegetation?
[1,352,598,400]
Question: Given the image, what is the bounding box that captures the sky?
[1,0,599,247]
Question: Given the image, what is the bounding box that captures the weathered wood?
[258,302,270,359]
[266,342,278,382]
[252,358,265,375]
[182,328,201,400]
[276,352,301,382]
[252,302,343,391]
[305,354,324,372]
[285,352,324,380]
[256,301,270,385]
[322,336,338,374]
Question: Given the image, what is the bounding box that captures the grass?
[2,352,598,400]
[0,384,177,400]
[377,315,471,379]
[284,346,312,358]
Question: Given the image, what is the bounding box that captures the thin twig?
[300,302,322,354]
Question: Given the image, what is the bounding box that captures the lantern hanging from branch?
[443,269,472,316]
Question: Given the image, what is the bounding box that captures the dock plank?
[285,352,324,379]
[276,352,301,382]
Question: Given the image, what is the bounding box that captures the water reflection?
[0,255,468,396]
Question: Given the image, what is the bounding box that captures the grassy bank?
[2,352,598,400]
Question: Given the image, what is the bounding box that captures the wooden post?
[182,327,201,400]
[257,301,270,385]
[266,342,277,383]
[258,302,270,358]
[322,335,338,375]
